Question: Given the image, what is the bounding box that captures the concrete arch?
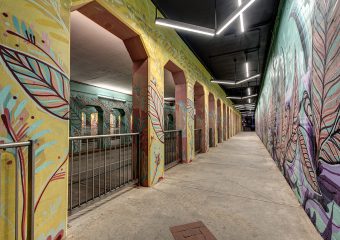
[74,1,150,185]
[223,103,227,141]
[164,60,188,162]
[208,93,216,148]
[217,99,222,144]
[193,81,207,153]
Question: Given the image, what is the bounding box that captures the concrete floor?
[67,132,321,240]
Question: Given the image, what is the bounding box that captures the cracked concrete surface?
[67,132,321,240]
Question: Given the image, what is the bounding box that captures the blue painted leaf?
[0,45,69,119]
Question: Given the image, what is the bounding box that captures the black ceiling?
[151,0,280,114]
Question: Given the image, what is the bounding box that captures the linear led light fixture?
[227,94,257,99]
[211,74,260,85]
[216,0,256,35]
[234,104,255,108]
[246,62,249,77]
[235,105,255,109]
[98,95,126,103]
[155,18,215,36]
[164,97,176,102]
[238,0,245,32]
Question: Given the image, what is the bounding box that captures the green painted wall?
[255,0,340,239]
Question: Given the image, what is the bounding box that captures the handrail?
[0,141,30,148]
[69,132,139,140]
[0,140,35,240]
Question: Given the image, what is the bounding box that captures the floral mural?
[255,0,339,239]
[0,1,70,239]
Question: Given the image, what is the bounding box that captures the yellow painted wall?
[0,0,70,239]
[0,0,241,238]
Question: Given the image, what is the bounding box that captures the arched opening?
[193,81,206,153]
[69,1,149,211]
[166,114,175,130]
[228,107,231,138]
[223,103,227,141]
[208,93,216,148]
[164,61,187,167]
[111,108,128,133]
[217,99,222,143]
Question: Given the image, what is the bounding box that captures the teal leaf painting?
[0,45,70,120]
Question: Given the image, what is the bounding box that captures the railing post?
[27,140,35,240]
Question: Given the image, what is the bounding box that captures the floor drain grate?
[170,221,217,240]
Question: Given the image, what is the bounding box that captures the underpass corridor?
[67,132,321,240]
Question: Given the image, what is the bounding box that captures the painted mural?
[0,0,241,238]
[69,88,133,137]
[255,0,339,239]
[0,0,69,239]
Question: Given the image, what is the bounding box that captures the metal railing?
[164,130,182,169]
[194,129,202,153]
[0,141,35,240]
[68,133,140,212]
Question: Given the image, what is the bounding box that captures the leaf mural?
[0,45,70,120]
[148,82,164,143]
[311,0,340,164]
[187,98,195,120]
[284,53,300,163]
[298,127,320,193]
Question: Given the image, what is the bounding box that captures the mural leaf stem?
[34,156,68,212]
[1,108,27,240]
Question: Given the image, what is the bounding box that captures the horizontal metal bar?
[0,141,30,149]
[69,132,139,140]
[164,130,182,133]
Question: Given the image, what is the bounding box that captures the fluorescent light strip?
[155,18,215,36]
[238,0,245,32]
[211,74,260,85]
[243,94,257,99]
[216,0,256,35]
[235,104,255,108]
[164,97,175,102]
[227,94,257,99]
[246,62,249,77]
